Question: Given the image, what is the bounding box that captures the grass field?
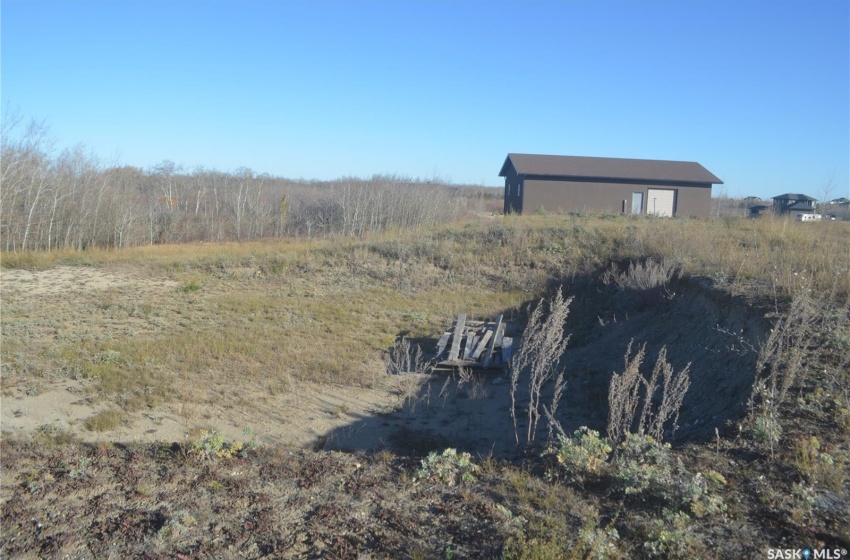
[2,213,849,558]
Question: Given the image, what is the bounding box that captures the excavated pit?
[555,274,770,444]
[326,273,771,457]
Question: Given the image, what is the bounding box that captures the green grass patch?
[84,409,125,432]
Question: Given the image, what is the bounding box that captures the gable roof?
[772,193,817,202]
[499,153,723,184]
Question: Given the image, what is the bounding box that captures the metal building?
[500,153,723,218]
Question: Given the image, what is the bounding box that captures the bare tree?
[1,118,472,249]
[819,171,837,207]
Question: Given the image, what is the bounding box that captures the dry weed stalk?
[752,284,820,410]
[385,336,426,375]
[749,282,822,455]
[607,341,646,445]
[457,367,488,400]
[607,340,691,445]
[510,288,572,446]
[602,258,681,291]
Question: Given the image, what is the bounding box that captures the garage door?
[646,189,677,217]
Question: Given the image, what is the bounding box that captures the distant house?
[748,204,771,218]
[772,193,817,215]
[830,197,850,206]
[499,153,723,218]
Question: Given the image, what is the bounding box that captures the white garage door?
[647,189,677,217]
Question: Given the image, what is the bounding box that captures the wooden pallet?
[433,314,514,371]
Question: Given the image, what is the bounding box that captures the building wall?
[502,167,523,214]
[521,178,712,218]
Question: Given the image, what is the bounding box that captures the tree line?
[1,117,477,252]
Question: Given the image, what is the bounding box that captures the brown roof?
[499,153,723,184]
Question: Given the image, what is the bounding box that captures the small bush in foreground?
[612,434,726,516]
[751,411,783,450]
[191,429,255,460]
[552,427,612,482]
[415,448,478,486]
[795,436,846,491]
[551,431,727,518]
[602,257,681,292]
[503,509,623,560]
[642,509,703,559]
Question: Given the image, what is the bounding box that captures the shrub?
[33,423,77,445]
[414,448,478,486]
[575,514,622,560]
[751,411,782,451]
[642,509,701,559]
[552,427,612,481]
[749,283,822,454]
[503,509,622,560]
[795,436,846,491]
[611,434,726,516]
[191,430,250,460]
[683,470,728,518]
[93,350,121,364]
[157,510,196,540]
[612,433,677,498]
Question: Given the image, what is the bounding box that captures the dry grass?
[3,213,848,421]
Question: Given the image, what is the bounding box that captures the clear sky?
[2,0,848,199]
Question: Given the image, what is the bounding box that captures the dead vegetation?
[607,341,691,446]
[510,288,572,446]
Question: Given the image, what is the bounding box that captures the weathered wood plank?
[483,315,503,367]
[494,320,506,347]
[434,331,451,359]
[437,359,478,368]
[471,330,493,360]
[463,334,479,360]
[501,337,514,363]
[447,313,466,361]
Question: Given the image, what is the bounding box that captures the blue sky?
[2,0,848,199]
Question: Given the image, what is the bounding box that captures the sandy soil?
[2,265,528,461]
[1,266,429,451]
